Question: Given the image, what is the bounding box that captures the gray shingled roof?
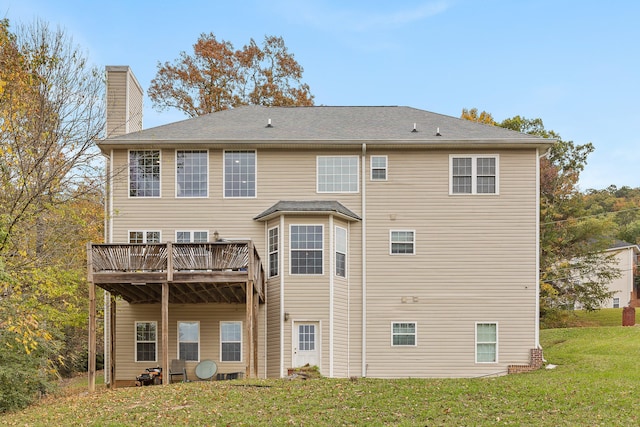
[608,240,640,251]
[100,105,551,145]
[254,200,361,221]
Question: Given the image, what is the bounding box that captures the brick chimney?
[105,66,143,137]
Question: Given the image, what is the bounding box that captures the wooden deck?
[88,241,265,304]
[86,241,265,391]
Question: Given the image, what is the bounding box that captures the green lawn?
[2,325,640,426]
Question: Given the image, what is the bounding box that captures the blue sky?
[4,0,639,190]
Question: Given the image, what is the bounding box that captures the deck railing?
[91,242,255,271]
[89,242,264,295]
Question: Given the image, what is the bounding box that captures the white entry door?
[293,322,319,367]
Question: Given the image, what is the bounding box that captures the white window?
[476,322,498,363]
[224,150,256,198]
[135,321,157,362]
[450,155,499,195]
[317,156,359,193]
[129,231,161,243]
[176,231,208,243]
[129,150,160,197]
[613,298,620,308]
[176,150,208,197]
[290,225,323,275]
[390,230,415,255]
[220,321,242,362]
[335,226,347,277]
[268,227,279,278]
[371,155,387,181]
[178,321,199,361]
[391,322,416,346]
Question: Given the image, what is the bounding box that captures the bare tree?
[0,18,105,266]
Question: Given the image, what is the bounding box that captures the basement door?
[293,321,319,367]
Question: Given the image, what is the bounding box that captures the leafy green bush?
[0,330,59,413]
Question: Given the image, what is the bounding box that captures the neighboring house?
[87,66,553,388]
[600,241,639,309]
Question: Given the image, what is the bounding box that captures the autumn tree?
[460,107,495,125]
[0,19,105,410]
[149,33,314,117]
[461,109,619,313]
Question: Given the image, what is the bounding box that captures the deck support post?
[87,243,96,393]
[109,293,116,388]
[162,281,169,385]
[246,279,254,378]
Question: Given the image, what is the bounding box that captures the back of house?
[88,66,552,386]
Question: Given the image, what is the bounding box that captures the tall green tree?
[148,33,314,117]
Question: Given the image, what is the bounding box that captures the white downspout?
[535,147,545,348]
[347,221,351,377]
[329,215,334,377]
[279,215,285,377]
[361,143,367,377]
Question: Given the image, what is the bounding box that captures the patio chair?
[169,359,187,383]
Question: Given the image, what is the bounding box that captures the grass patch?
[541,307,639,329]
[2,327,639,426]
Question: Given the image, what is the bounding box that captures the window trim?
[316,155,360,193]
[223,150,257,199]
[389,230,416,255]
[177,320,200,362]
[391,321,417,347]
[449,154,500,195]
[475,322,498,364]
[290,224,324,275]
[175,149,209,198]
[128,230,162,244]
[370,155,388,181]
[220,321,243,363]
[128,149,161,198]
[175,230,209,243]
[268,226,279,278]
[613,297,620,308]
[135,321,158,362]
[335,226,347,278]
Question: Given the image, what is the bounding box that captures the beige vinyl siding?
[115,302,248,382]
[266,278,281,377]
[363,148,538,377]
[109,142,538,378]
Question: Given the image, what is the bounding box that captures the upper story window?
[176,231,208,243]
[176,150,208,197]
[129,150,160,197]
[224,150,256,198]
[129,231,161,243]
[450,155,499,195]
[290,225,323,275]
[335,226,347,277]
[390,230,415,255]
[268,227,279,278]
[371,155,388,181]
[392,322,416,346]
[317,156,359,193]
